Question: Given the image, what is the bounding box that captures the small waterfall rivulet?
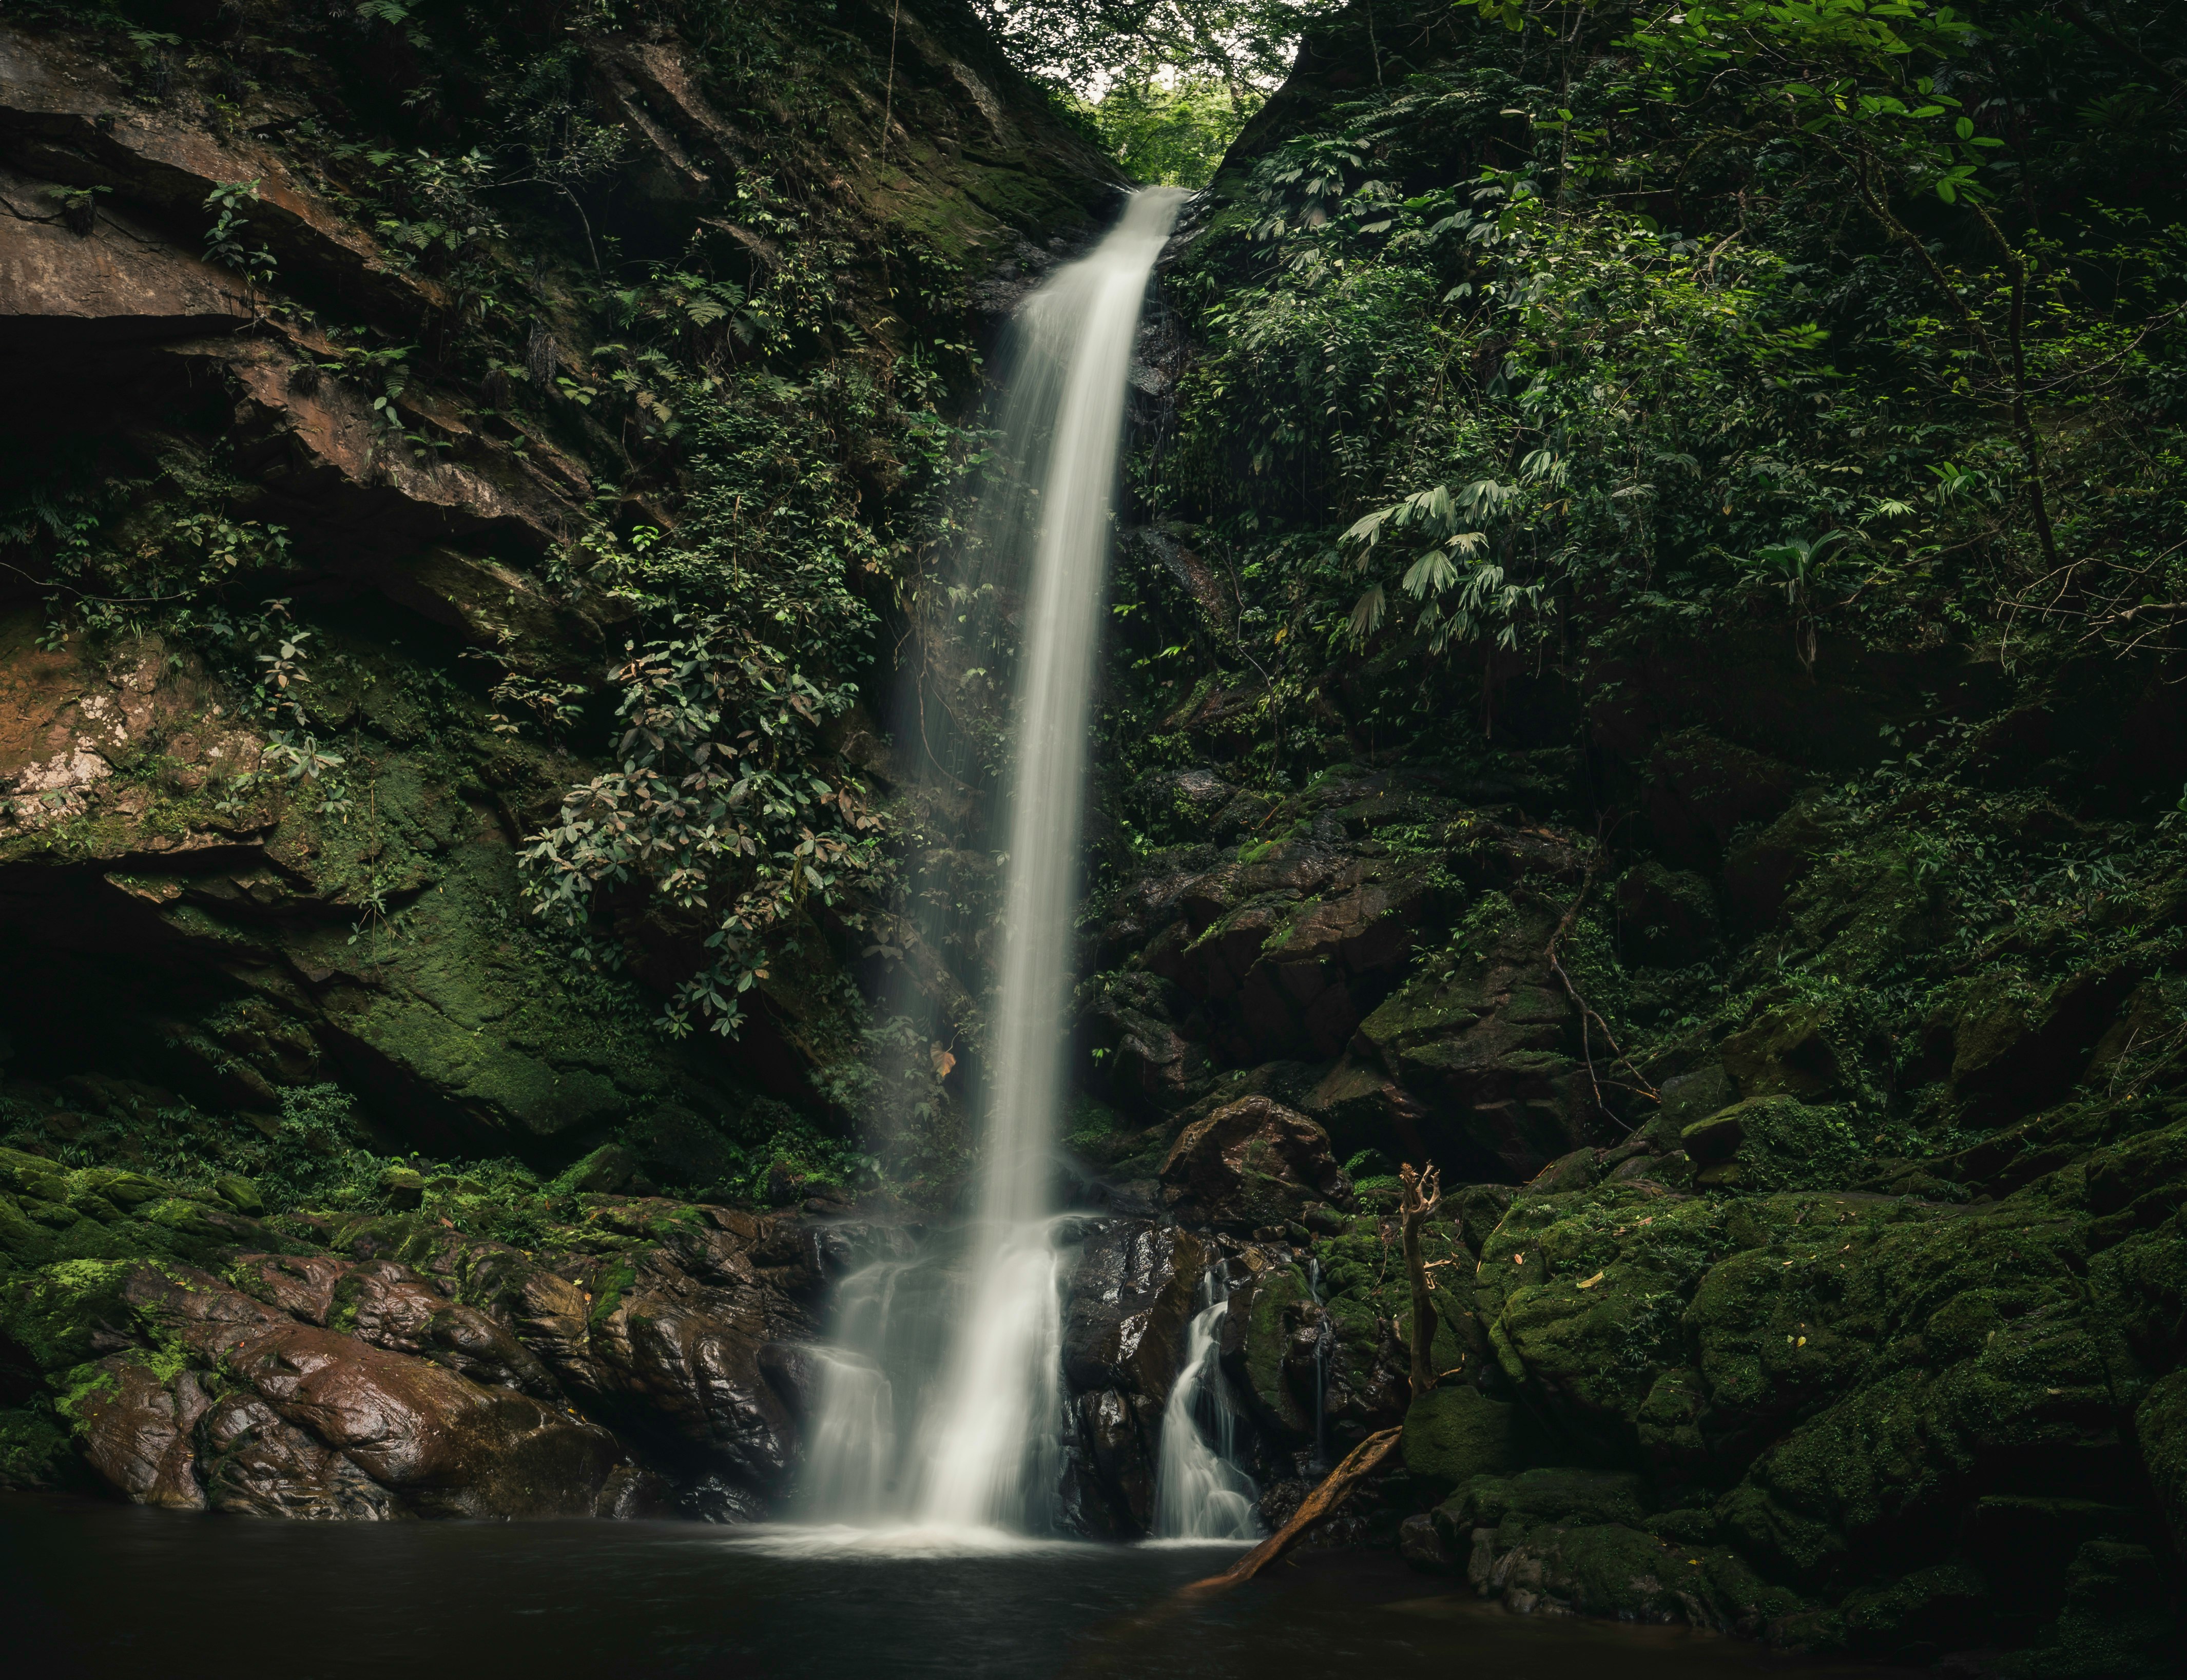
[1151,1270,1261,1541]
[794,187,1192,1543]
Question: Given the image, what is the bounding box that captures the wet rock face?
[335,1260,562,1400]
[0,1177,831,1521]
[67,1354,212,1511]
[227,1320,622,1519]
[1062,1222,1205,1397]
[196,1392,399,1520]
[580,1253,801,1494]
[1057,1220,1205,1536]
[1159,1096,1352,1233]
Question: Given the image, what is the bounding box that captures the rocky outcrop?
[1057,653,2187,1674]
[0,0,1117,1163]
[0,1146,833,1520]
[1079,768,1600,1183]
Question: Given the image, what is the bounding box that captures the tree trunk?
[1183,1428,1404,1592]
[1399,1161,1442,1402]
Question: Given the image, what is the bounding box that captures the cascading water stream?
[1151,1270,1260,1541]
[793,188,1191,1543]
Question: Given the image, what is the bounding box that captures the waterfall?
[1151,1270,1261,1541]
[792,188,1191,1543]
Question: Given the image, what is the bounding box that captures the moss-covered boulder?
[1681,1095,1867,1190]
[2000,1541,2178,1678]
[1431,1463,1815,1634]
[1400,1383,1513,1492]
[1439,1465,1653,1532]
[2134,1366,2187,1560]
[0,1402,76,1490]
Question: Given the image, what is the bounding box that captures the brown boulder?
[1160,1096,1353,1232]
[582,1253,801,1492]
[231,1252,354,1326]
[1079,971,1216,1116]
[230,1320,622,1518]
[92,1260,622,1517]
[1352,900,1589,1180]
[66,1353,210,1510]
[196,1393,400,1521]
[336,1260,563,1400]
[0,166,250,345]
[1061,1222,1206,1398]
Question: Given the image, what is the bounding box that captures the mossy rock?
[1686,1095,1866,1191]
[1441,1465,1652,1531]
[1998,1541,2179,1679]
[1234,1263,1311,1436]
[550,1144,638,1198]
[1642,1505,1717,1545]
[1471,1182,1729,1438]
[1524,1521,1693,1619]
[1,1258,140,1373]
[1719,1277,2134,1591]
[1838,1559,1989,1656]
[1400,1383,1512,1492]
[2133,1366,2187,1559]
[1718,1004,1848,1102]
[1681,1190,1948,1426]
[211,1175,264,1216]
[0,1192,57,1271]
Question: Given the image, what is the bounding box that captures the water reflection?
[4,1493,1924,1680]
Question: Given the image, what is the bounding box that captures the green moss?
[0,1402,75,1488]
[587,1258,639,1326]
[1688,1095,1867,1191]
[0,1192,56,1271]
[1239,1264,1310,1434]
[52,1357,122,1424]
[2002,1542,2178,1679]
[1838,1560,1988,1654]
[1400,1383,1513,1491]
[1,1258,135,1372]
[2133,1367,2187,1560]
[1442,1465,1653,1531]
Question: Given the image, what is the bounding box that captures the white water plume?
[796,188,1190,1543]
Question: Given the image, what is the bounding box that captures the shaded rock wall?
[0,1,1115,1160]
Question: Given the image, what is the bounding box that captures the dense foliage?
[1115,0,2186,766]
[1080,76,1264,187]
[973,0,1334,91]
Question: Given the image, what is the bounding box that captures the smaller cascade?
[801,1349,896,1519]
[1151,1269,1260,1541]
[798,1258,923,1523]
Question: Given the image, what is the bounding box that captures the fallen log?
[1182,1426,1403,1593]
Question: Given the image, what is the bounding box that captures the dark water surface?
[2,1493,1917,1680]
